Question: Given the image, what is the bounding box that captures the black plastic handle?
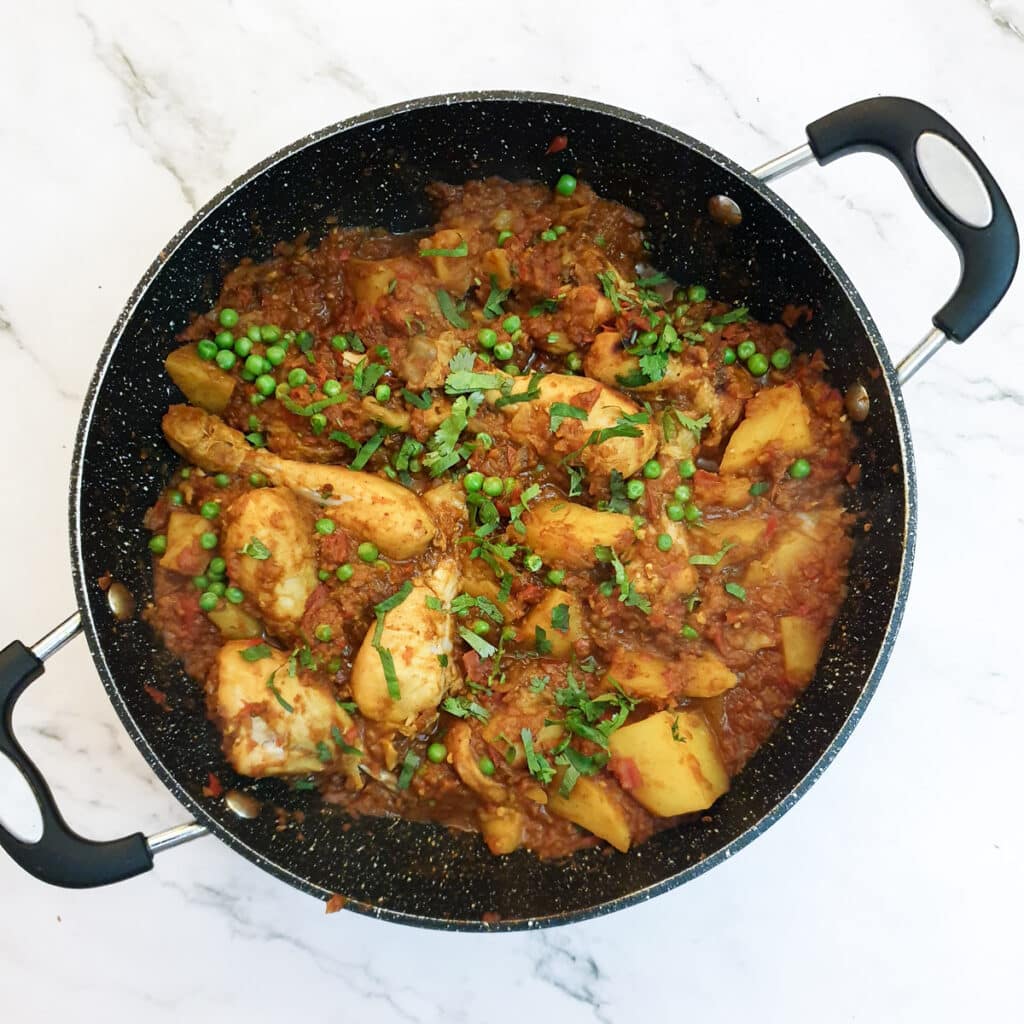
[806,96,1018,343]
[0,639,153,887]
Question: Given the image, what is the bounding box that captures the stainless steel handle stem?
[751,144,950,383]
[31,611,83,661]
[147,822,208,855]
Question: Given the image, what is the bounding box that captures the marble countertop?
[2,1,1022,1020]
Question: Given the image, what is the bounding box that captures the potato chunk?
[609,710,729,817]
[350,557,461,730]
[486,373,657,481]
[222,487,317,638]
[159,512,211,576]
[523,500,635,569]
[720,383,812,474]
[165,344,235,413]
[547,774,632,852]
[161,405,436,558]
[214,641,356,777]
[516,589,584,658]
[479,805,525,855]
[780,615,826,684]
[606,649,737,700]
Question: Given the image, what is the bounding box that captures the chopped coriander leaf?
[458,624,498,660]
[749,481,771,497]
[672,410,711,442]
[400,388,432,409]
[329,429,360,450]
[442,696,491,722]
[521,728,555,785]
[445,370,503,394]
[331,724,362,757]
[316,740,333,763]
[710,306,750,326]
[350,428,387,470]
[436,288,469,329]
[671,716,688,742]
[493,372,543,408]
[239,643,273,662]
[681,624,700,641]
[548,401,589,432]
[292,779,317,791]
[482,276,511,320]
[534,626,553,655]
[551,603,570,632]
[688,541,736,566]
[375,581,414,617]
[724,581,747,601]
[396,749,421,790]
[596,270,625,314]
[266,669,293,713]
[240,537,272,560]
[420,238,468,258]
[529,675,550,693]
[567,465,585,497]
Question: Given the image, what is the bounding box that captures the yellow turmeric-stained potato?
[350,557,461,730]
[161,405,436,558]
[214,641,358,777]
[515,588,585,658]
[485,373,657,481]
[159,512,212,576]
[523,499,635,569]
[222,487,318,638]
[780,615,827,684]
[206,604,262,640]
[605,648,738,700]
[546,774,632,853]
[720,383,812,474]
[165,344,236,413]
[478,805,525,855]
[343,257,400,310]
[609,710,729,817]
[583,331,700,393]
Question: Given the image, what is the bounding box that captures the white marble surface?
[1,0,1022,1019]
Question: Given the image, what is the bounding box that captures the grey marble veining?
[1,0,1022,1021]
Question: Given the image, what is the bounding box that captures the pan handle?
[0,613,206,887]
[752,96,1019,382]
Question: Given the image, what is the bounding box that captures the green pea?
[288,367,308,388]
[788,458,811,479]
[198,592,219,612]
[225,586,244,605]
[240,369,256,383]
[309,413,328,434]
[666,503,685,522]
[673,484,692,502]
[478,755,496,776]
[555,173,577,197]
[464,472,485,493]
[196,339,217,361]
[211,473,228,488]
[208,557,226,576]
[565,352,582,372]
[642,459,662,479]
[686,284,707,303]
[242,354,264,377]
[219,308,239,328]
[315,517,335,535]
[747,353,769,376]
[214,350,236,371]
[524,553,543,573]
[482,476,503,497]
[168,490,184,506]
[478,327,498,349]
[771,349,792,370]
[540,229,558,242]
[656,533,673,552]
[246,324,261,343]
[547,569,566,585]
[598,580,615,597]
[678,459,696,479]
[260,325,281,343]
[265,345,286,366]
[493,341,514,361]
[147,535,167,555]
[427,742,448,764]
[199,532,218,550]
[374,384,392,403]
[638,331,658,347]
[214,330,235,350]
[408,458,422,473]
[254,374,276,397]
[336,563,354,582]
[737,340,756,361]
[497,230,513,247]
[503,364,520,374]
[179,468,191,479]
[723,347,737,366]
[502,315,521,332]
[626,479,645,500]
[323,379,342,397]
[207,581,226,597]
[318,569,331,582]
[471,619,491,636]
[554,225,567,236]
[200,501,220,520]
[330,334,348,352]
[249,472,267,487]
[314,624,333,642]
[357,541,378,563]
[192,575,209,591]
[234,337,253,358]
[327,657,342,673]
[683,503,703,523]
[681,625,699,641]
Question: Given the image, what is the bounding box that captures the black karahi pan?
[1,93,1016,930]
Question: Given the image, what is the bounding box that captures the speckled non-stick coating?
[69,92,915,931]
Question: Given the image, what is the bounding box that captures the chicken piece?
[350,557,461,730]
[484,373,657,482]
[523,499,636,569]
[222,487,318,639]
[214,640,357,777]
[162,405,436,558]
[583,331,703,393]
[447,721,507,804]
[398,330,465,389]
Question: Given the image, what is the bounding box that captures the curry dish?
[145,176,855,858]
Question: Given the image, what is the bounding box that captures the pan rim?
[68,89,917,931]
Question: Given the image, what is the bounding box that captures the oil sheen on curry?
[145,176,855,859]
